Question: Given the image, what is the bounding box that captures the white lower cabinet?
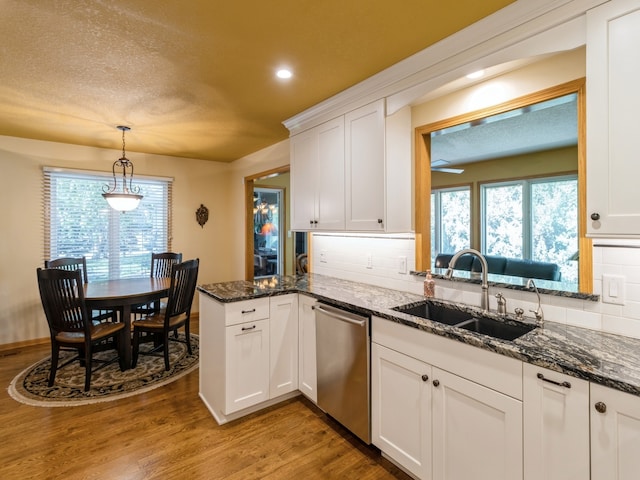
[269,294,298,398]
[523,363,589,480]
[372,342,432,479]
[432,367,522,480]
[199,294,299,424]
[298,294,317,402]
[523,364,590,480]
[591,383,640,480]
[225,318,270,413]
[372,318,523,480]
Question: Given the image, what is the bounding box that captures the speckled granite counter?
[197,273,640,397]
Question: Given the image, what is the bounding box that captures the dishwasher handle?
[313,304,367,327]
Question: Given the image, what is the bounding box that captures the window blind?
[43,167,173,281]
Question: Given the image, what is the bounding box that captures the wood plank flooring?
[0,321,411,480]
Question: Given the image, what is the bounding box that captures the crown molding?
[283,0,606,135]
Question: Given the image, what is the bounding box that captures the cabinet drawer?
[225,298,270,326]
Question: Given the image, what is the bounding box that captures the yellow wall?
[0,135,236,345]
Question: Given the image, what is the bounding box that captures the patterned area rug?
[8,333,199,407]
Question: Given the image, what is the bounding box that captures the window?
[43,167,173,280]
[481,175,578,281]
[431,186,471,264]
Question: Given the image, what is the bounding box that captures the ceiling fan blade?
[431,167,464,174]
[431,159,449,167]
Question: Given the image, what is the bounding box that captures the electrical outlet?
[602,274,625,305]
[398,256,407,274]
[366,253,373,269]
[320,250,328,264]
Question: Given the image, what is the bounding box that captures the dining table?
[84,276,171,369]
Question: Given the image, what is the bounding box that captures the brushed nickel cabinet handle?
[537,372,571,388]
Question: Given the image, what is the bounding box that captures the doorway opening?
[253,187,283,278]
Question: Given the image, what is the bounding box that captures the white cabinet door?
[591,383,640,480]
[371,342,432,480]
[587,0,640,236]
[298,294,317,402]
[316,117,345,230]
[224,319,270,414]
[290,128,318,230]
[290,117,345,231]
[269,294,298,398]
[432,367,523,480]
[523,364,590,480]
[345,99,385,231]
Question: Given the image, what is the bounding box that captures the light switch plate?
[602,274,625,305]
[398,256,407,274]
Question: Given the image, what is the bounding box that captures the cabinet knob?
[595,401,607,414]
[421,374,429,382]
[309,220,314,225]
[432,379,440,387]
[591,212,600,221]
[378,219,383,224]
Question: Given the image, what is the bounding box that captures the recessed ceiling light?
[276,69,293,79]
[466,70,485,80]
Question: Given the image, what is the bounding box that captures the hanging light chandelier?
[102,125,143,212]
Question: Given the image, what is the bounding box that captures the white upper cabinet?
[290,117,345,231]
[290,99,411,232]
[587,0,640,236]
[345,100,412,232]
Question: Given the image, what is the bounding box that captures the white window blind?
[43,167,173,281]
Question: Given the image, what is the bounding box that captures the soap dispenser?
[424,271,435,298]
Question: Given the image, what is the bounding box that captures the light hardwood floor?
[0,320,410,480]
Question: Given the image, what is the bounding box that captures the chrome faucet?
[445,248,490,313]
[526,278,544,325]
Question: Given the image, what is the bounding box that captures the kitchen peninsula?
[198,273,640,480]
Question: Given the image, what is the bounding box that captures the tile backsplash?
[311,233,640,340]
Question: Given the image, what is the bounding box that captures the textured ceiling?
[432,93,578,167]
[0,0,513,162]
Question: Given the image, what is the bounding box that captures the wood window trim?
[414,78,592,293]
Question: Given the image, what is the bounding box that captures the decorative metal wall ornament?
[102,125,143,212]
[196,204,209,228]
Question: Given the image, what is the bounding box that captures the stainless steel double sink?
[392,300,536,341]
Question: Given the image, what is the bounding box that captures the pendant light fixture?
[102,125,143,212]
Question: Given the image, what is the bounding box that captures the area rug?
[8,333,199,407]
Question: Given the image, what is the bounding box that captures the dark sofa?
[434,253,561,282]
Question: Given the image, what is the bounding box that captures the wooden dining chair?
[45,256,118,324]
[131,252,183,319]
[36,268,127,391]
[132,258,199,371]
[296,253,308,274]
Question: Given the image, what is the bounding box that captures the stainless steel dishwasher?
[314,302,371,444]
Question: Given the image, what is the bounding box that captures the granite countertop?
[197,273,640,397]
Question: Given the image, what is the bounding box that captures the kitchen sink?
[392,300,472,326]
[455,316,536,341]
[393,300,536,341]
